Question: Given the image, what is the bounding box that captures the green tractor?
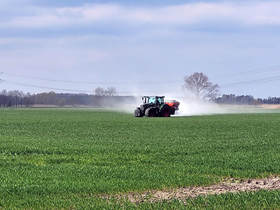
[134,96,180,117]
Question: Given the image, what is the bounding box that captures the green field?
[1,109,280,209]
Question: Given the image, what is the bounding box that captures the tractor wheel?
[134,108,142,117]
[145,107,158,117]
[160,104,171,117]
[170,107,176,115]
[162,111,170,117]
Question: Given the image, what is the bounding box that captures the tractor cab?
[142,96,165,105]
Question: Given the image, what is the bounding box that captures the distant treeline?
[0,90,136,107]
[1,90,280,107]
[215,94,280,105]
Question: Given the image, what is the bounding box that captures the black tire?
[145,107,158,117]
[160,104,171,117]
[134,108,142,117]
[170,107,176,115]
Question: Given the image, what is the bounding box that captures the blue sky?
[1,0,280,97]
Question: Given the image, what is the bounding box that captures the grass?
[0,108,280,208]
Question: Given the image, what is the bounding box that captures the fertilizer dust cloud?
[109,91,271,116]
[172,97,261,116]
[163,93,230,116]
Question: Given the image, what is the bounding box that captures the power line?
[2,79,186,97]
[221,75,280,88]
[3,64,280,87]
[2,80,153,95]
[1,72,180,85]
[213,65,280,79]
[2,66,280,94]
[4,80,92,93]
[3,75,280,92]
[2,72,114,85]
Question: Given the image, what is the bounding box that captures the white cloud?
[2,2,280,29]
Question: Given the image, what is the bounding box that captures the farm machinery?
[134,96,180,117]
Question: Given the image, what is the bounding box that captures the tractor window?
[149,97,156,103]
[142,97,149,104]
[157,98,164,104]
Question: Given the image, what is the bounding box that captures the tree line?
[215,94,257,105]
[215,95,280,105]
[0,90,280,107]
[0,90,135,107]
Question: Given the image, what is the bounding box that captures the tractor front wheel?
[134,108,142,117]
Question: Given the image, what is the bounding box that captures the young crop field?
[0,108,280,209]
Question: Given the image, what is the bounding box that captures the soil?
[260,104,280,109]
[103,176,280,203]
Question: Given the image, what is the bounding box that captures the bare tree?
[94,87,117,96]
[105,87,117,96]
[94,87,105,96]
[184,72,219,101]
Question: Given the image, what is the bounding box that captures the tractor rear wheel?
[170,107,176,115]
[160,104,171,117]
[162,111,170,117]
